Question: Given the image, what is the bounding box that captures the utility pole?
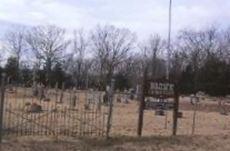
[166,0,172,80]
[166,0,179,136]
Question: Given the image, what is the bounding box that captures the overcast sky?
[0,0,229,39]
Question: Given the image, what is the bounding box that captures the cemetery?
[2,81,230,139]
[0,1,230,150]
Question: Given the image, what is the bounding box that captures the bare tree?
[176,26,221,92]
[4,26,27,81]
[178,27,219,71]
[170,49,187,82]
[115,53,144,88]
[72,29,89,88]
[26,25,69,85]
[139,34,165,79]
[91,25,136,88]
[219,27,230,63]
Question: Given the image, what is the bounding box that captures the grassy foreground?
[1,135,230,151]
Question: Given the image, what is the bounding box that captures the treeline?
[1,25,230,96]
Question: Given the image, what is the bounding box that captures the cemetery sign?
[146,80,174,98]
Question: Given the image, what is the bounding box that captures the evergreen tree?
[5,57,18,84]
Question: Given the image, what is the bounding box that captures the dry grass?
[1,135,230,151]
[3,88,108,136]
[4,88,230,137]
[112,98,230,136]
[2,87,230,150]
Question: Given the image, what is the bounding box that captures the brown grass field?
[2,88,230,150]
[1,135,230,151]
[112,97,230,136]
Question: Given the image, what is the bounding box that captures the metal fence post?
[0,73,6,143]
[106,79,115,139]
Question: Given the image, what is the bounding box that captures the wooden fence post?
[0,73,6,143]
[164,100,168,129]
[172,85,179,135]
[191,95,199,135]
[59,82,65,103]
[106,79,115,139]
[137,67,148,137]
[192,103,197,135]
[55,82,58,103]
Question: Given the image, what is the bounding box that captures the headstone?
[37,84,46,100]
[97,92,102,110]
[103,92,109,105]
[70,93,77,108]
[106,86,110,92]
[218,98,228,115]
[117,93,121,103]
[130,89,135,100]
[87,90,93,104]
[177,111,183,118]
[124,90,129,104]
[25,103,42,113]
[25,102,31,106]
[59,82,65,103]
[84,104,90,110]
[155,109,165,116]
[43,98,50,102]
[32,84,38,96]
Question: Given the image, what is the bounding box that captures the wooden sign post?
[137,74,179,136]
[137,68,148,137]
[0,74,6,143]
[172,85,179,135]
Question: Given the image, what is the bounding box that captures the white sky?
[0,0,229,40]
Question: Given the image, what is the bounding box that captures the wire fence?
[1,81,111,138]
